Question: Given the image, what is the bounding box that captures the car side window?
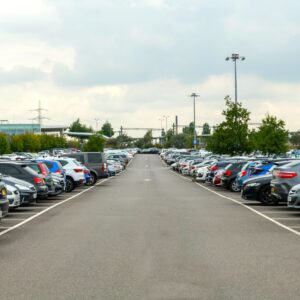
[59,160,68,166]
[87,153,102,163]
[0,165,21,175]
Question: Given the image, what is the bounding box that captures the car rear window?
[27,164,42,174]
[59,160,68,166]
[87,153,102,163]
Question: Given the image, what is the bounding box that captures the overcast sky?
[0,0,300,136]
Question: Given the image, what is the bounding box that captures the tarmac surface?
[0,154,299,299]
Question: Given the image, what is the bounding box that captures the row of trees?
[206,96,288,155]
[69,119,115,137]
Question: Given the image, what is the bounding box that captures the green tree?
[255,114,288,155]
[10,135,24,152]
[170,133,188,148]
[182,122,194,135]
[69,118,93,133]
[206,96,251,155]
[21,133,41,152]
[289,131,300,148]
[101,121,114,137]
[134,130,153,148]
[0,133,10,154]
[83,135,105,152]
[202,123,211,135]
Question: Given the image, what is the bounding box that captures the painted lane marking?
[0,178,110,238]
[195,182,300,238]
[167,166,300,238]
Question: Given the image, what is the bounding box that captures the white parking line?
[273,218,300,221]
[194,182,300,237]
[0,178,110,237]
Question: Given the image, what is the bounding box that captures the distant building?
[0,123,41,135]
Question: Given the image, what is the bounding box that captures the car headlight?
[246,182,260,187]
[15,184,31,191]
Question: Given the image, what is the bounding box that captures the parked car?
[2,175,37,205]
[0,178,9,219]
[288,184,300,208]
[55,158,86,192]
[64,152,109,184]
[0,161,48,199]
[271,160,300,204]
[212,169,225,186]
[221,161,247,192]
[242,161,294,205]
[6,184,21,209]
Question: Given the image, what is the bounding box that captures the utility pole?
[30,100,49,126]
[225,53,245,104]
[189,93,199,149]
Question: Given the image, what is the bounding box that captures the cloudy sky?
[1,0,300,136]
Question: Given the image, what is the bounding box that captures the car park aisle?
[0,154,299,299]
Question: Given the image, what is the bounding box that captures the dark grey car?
[270,160,300,204]
[64,152,108,184]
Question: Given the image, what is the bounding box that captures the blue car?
[236,161,274,189]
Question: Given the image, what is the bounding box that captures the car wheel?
[85,172,97,186]
[66,177,75,192]
[258,185,273,205]
[230,180,241,192]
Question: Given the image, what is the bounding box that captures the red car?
[213,169,225,186]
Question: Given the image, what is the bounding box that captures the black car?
[0,162,48,198]
[221,161,248,192]
[241,174,273,204]
[241,160,293,205]
[2,175,37,205]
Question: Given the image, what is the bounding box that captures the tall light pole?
[158,118,163,129]
[189,93,199,149]
[226,53,245,104]
[94,118,100,132]
[163,115,170,133]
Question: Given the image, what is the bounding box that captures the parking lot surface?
[0,154,299,299]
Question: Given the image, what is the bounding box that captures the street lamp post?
[94,118,100,132]
[225,53,245,104]
[189,93,199,149]
[163,115,170,133]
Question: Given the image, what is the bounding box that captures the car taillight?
[102,163,107,172]
[241,170,247,177]
[224,170,231,177]
[73,168,83,173]
[55,169,61,173]
[210,166,218,171]
[274,171,297,179]
[33,177,44,184]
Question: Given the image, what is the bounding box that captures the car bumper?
[241,185,260,200]
[20,191,37,205]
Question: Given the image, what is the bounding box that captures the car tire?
[258,185,273,205]
[230,180,241,192]
[66,177,75,192]
[85,172,97,186]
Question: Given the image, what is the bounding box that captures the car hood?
[243,173,272,185]
[2,176,34,188]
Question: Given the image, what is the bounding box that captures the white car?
[6,184,21,208]
[54,158,86,192]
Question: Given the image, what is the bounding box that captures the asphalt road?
[0,154,300,300]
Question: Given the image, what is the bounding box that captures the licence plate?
[33,193,37,199]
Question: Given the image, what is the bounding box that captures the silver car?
[288,184,300,208]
